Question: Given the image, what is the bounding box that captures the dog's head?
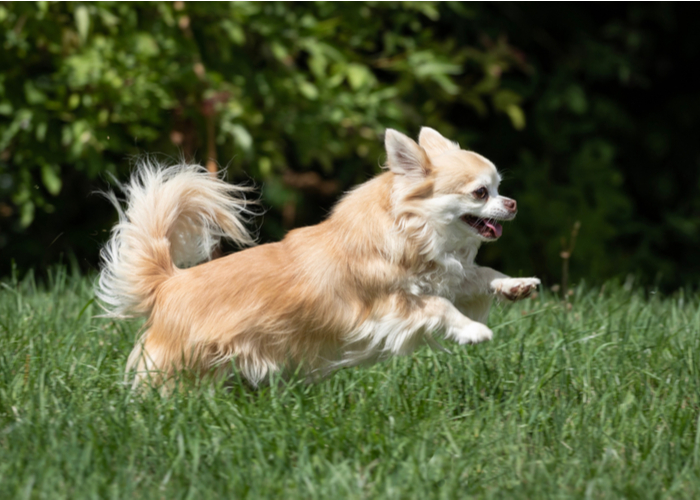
[385,127,516,245]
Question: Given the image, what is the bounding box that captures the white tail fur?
[97,158,256,318]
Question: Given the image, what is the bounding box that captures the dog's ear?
[418,127,460,158]
[385,129,431,178]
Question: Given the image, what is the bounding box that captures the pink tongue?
[484,220,503,238]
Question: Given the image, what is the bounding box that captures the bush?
[1,3,698,289]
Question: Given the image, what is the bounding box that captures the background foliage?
[1,2,698,289]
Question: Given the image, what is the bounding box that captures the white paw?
[453,322,493,345]
[492,277,541,302]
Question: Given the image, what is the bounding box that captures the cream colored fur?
[97,128,539,388]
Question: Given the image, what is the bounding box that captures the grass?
[1,267,700,499]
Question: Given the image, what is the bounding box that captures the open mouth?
[460,215,503,239]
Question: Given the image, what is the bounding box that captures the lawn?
[1,267,699,499]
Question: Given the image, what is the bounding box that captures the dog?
[97,127,540,388]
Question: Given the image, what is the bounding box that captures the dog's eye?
[473,187,488,200]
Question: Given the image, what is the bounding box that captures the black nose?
[503,198,517,212]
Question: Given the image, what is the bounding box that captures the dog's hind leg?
[126,333,169,389]
[126,326,198,389]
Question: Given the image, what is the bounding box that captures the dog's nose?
[503,198,517,213]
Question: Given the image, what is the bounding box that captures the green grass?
[1,268,700,499]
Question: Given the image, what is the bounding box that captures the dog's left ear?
[418,127,460,158]
[385,129,431,178]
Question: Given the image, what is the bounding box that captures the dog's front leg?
[461,267,541,302]
[341,295,492,367]
[455,267,541,324]
[405,295,493,345]
[489,276,541,303]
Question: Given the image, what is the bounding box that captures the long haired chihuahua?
[98,128,540,388]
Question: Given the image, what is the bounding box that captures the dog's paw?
[492,277,541,302]
[453,322,493,345]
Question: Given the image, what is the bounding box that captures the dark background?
[1,2,698,290]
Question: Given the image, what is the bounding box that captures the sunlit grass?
[1,268,699,498]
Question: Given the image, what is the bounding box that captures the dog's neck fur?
[327,171,481,300]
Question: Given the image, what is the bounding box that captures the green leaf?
[133,33,159,57]
[222,20,245,45]
[75,6,90,43]
[298,80,319,100]
[36,122,47,142]
[346,63,373,90]
[270,42,289,63]
[492,89,522,110]
[41,164,62,196]
[258,157,272,178]
[68,94,80,110]
[414,62,462,78]
[230,124,253,152]
[432,74,459,95]
[505,104,526,130]
[24,82,46,105]
[19,200,35,228]
[308,52,328,80]
[565,85,588,114]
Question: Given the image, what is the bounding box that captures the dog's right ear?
[385,129,431,178]
[418,127,460,158]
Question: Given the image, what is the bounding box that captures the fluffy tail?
[97,158,256,318]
